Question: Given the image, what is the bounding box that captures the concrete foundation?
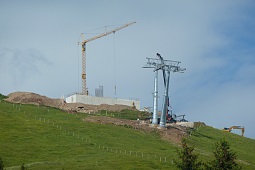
[66,93,140,110]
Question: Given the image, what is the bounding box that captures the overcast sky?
[1,0,254,139]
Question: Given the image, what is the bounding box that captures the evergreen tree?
[21,163,25,170]
[206,138,242,170]
[0,156,4,170]
[174,138,203,170]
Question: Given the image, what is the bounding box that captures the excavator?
[223,126,245,136]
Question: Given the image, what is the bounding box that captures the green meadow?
[0,93,255,169]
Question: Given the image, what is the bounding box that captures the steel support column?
[160,69,170,127]
[152,70,158,125]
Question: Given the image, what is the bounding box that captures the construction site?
[60,21,188,128]
[65,22,140,110]
[1,2,254,169]
[62,21,244,135]
[1,22,196,143]
[4,21,245,137]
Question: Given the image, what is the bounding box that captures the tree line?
[174,138,242,170]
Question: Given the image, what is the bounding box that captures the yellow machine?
[223,126,245,136]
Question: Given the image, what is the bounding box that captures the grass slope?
[187,124,255,168]
[0,100,177,169]
[0,98,255,169]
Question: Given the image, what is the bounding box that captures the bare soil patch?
[5,92,63,108]
[83,115,189,144]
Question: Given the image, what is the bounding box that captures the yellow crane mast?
[80,22,136,95]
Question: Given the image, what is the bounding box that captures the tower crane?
[79,22,136,95]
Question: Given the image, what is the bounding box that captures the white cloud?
[0,48,51,90]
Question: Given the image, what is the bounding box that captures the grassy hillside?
[0,97,255,169]
[0,100,178,169]
[186,124,255,167]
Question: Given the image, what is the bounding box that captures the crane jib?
[80,21,136,95]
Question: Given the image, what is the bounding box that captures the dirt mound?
[5,92,137,113]
[5,92,63,108]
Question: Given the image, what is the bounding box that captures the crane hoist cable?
[113,32,117,98]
